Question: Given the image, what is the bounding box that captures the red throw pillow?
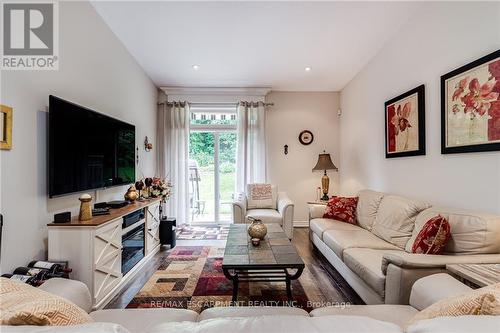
[323,196,359,224]
[412,215,451,254]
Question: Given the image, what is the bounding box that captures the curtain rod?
[159,102,274,107]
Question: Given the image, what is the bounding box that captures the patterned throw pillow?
[246,184,277,209]
[411,215,451,254]
[0,277,93,326]
[323,196,359,224]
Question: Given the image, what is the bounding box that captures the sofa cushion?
[38,278,92,314]
[372,195,431,249]
[343,248,403,298]
[406,315,500,333]
[406,207,500,254]
[246,184,277,209]
[310,305,418,328]
[310,218,361,239]
[322,229,400,260]
[148,315,403,333]
[246,209,281,224]
[89,308,198,333]
[0,278,93,326]
[198,306,309,321]
[0,323,130,333]
[409,273,473,311]
[356,190,385,231]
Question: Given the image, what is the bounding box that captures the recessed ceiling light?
[192,64,200,70]
[305,67,312,72]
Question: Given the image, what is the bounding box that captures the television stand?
[47,197,162,309]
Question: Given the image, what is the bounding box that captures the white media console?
[47,198,161,309]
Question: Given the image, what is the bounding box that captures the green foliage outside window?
[189,120,237,172]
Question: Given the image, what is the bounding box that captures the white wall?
[339,2,500,214]
[266,92,340,224]
[0,1,158,273]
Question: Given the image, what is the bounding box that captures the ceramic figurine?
[124,186,138,202]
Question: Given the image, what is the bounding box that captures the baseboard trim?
[293,220,309,228]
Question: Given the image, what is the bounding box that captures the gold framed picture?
[1,105,13,150]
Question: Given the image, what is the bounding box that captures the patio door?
[189,106,237,224]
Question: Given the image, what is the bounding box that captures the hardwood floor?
[105,227,363,309]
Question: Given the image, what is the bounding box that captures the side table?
[159,217,176,248]
[307,201,328,205]
[446,264,500,288]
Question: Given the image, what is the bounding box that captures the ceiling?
[91,1,421,91]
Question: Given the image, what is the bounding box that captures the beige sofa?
[2,274,499,333]
[309,189,500,305]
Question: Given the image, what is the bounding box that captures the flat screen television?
[49,95,135,197]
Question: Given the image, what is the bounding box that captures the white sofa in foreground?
[309,189,500,305]
[2,274,499,333]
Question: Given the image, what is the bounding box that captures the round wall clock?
[299,130,314,145]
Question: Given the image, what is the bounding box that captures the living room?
[0,1,499,332]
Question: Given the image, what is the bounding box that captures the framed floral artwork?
[441,49,500,154]
[385,85,426,158]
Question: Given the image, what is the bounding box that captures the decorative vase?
[124,186,138,202]
[78,194,92,221]
[247,217,267,240]
[135,180,145,199]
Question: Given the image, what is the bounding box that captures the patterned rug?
[126,246,335,313]
[176,225,230,240]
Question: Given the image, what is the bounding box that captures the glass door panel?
[218,132,237,222]
[189,132,215,223]
[189,108,237,224]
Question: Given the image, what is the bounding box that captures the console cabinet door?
[93,219,122,305]
[146,202,161,254]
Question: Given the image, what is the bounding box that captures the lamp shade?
[312,153,338,171]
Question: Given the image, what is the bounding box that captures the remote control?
[92,208,110,216]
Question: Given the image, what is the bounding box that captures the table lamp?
[312,151,338,201]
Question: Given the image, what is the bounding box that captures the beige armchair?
[232,191,294,239]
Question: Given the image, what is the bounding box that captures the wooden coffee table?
[222,223,305,302]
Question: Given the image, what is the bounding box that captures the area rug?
[176,225,230,240]
[126,246,339,313]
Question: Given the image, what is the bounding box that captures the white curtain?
[158,101,190,224]
[236,101,267,193]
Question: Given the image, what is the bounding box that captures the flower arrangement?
[135,177,172,202]
[150,177,173,201]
